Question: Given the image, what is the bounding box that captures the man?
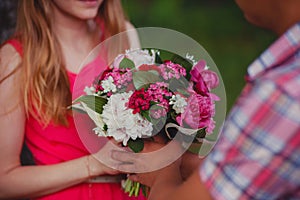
[112,0,300,199]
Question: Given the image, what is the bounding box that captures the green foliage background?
[122,0,275,111]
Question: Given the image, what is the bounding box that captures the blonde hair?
[15,0,128,126]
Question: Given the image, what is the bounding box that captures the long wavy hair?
[14,0,128,126]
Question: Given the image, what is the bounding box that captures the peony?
[176,93,215,132]
[101,92,153,146]
[190,60,219,95]
[113,49,156,69]
[201,70,219,90]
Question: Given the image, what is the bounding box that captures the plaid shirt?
[200,22,300,200]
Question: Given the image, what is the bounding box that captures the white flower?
[84,86,96,95]
[80,103,106,136]
[101,92,153,146]
[186,53,209,69]
[169,94,187,114]
[101,76,117,93]
[185,53,197,66]
[112,49,156,69]
[93,127,107,137]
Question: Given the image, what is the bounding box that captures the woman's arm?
[0,44,117,199]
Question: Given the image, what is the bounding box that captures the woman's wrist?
[85,155,101,178]
[85,155,116,178]
[85,155,92,179]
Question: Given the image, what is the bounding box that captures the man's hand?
[111,138,183,187]
[180,151,203,180]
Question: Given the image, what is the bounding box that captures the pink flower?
[125,82,135,92]
[150,107,167,119]
[206,119,216,134]
[147,82,172,111]
[93,67,112,92]
[160,61,186,80]
[127,88,151,114]
[190,60,219,95]
[99,68,133,91]
[176,93,215,131]
[201,70,219,90]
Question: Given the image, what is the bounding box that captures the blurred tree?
[123,0,275,109]
[0,0,18,44]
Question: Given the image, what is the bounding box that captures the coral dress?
[7,39,145,200]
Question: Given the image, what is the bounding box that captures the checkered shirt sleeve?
[200,69,300,199]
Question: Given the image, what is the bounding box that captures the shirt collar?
[246,22,300,82]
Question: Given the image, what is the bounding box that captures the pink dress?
[6,39,146,200]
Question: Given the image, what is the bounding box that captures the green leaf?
[69,104,87,114]
[73,95,107,114]
[176,88,190,97]
[196,128,207,138]
[103,124,108,131]
[155,52,163,64]
[148,70,160,76]
[133,71,160,90]
[151,117,165,126]
[142,185,150,197]
[127,138,144,153]
[134,182,140,196]
[124,179,132,193]
[141,110,151,122]
[119,57,135,69]
[170,54,193,73]
[168,78,190,94]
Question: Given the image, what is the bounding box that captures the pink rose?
[190,60,219,95]
[176,93,215,130]
[201,70,219,90]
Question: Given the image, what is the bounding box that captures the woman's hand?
[87,155,120,178]
[110,138,183,187]
[89,141,123,177]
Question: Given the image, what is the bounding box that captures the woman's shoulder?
[3,39,23,56]
[1,38,22,61]
[0,40,22,83]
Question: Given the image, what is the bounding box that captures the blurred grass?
[122,0,275,110]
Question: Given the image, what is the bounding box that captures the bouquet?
[72,48,220,196]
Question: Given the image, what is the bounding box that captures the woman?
[0,0,142,199]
